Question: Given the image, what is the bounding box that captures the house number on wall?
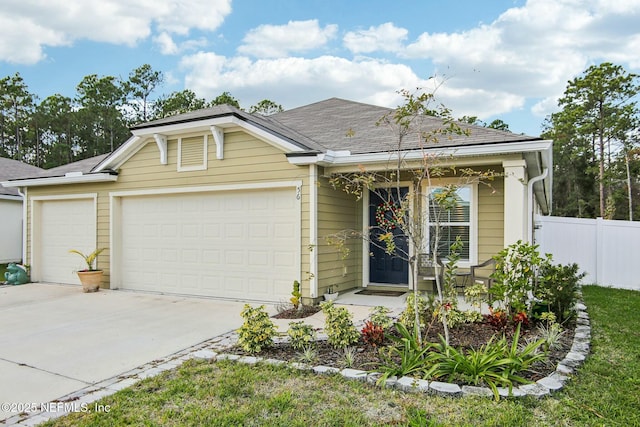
[296,186,301,200]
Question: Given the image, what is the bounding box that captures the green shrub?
[490,240,551,316]
[536,262,584,322]
[321,301,359,349]
[237,304,277,354]
[439,308,483,328]
[290,280,302,310]
[368,305,394,330]
[287,321,316,351]
[399,292,435,330]
[464,282,488,310]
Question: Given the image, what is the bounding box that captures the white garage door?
[119,188,300,302]
[38,198,96,285]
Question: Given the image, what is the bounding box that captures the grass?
[42,285,640,426]
[0,263,7,279]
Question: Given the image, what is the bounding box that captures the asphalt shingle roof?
[132,104,325,152]
[5,98,545,182]
[39,154,109,176]
[0,158,44,196]
[266,98,542,155]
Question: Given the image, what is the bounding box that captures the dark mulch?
[272,305,321,319]
[230,317,575,383]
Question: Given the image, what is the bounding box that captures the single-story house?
[1,98,552,303]
[0,157,43,264]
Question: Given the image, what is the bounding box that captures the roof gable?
[3,97,550,197]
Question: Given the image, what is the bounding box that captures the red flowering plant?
[512,311,529,327]
[485,306,508,331]
[361,320,385,347]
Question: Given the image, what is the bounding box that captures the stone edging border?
[5,297,590,425]
[208,296,590,399]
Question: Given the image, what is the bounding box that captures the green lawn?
[43,285,640,426]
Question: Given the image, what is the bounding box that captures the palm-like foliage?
[426,323,547,400]
[69,248,105,271]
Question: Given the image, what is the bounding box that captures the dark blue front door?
[369,188,409,284]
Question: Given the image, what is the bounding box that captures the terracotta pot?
[77,270,103,293]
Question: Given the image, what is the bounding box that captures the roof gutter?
[1,171,118,188]
[286,140,553,166]
[0,194,22,201]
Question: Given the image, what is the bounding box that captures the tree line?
[0,64,283,169]
[542,62,640,221]
[2,61,638,221]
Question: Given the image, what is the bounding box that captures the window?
[178,135,208,171]
[425,185,475,263]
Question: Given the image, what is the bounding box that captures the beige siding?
[477,176,504,262]
[316,174,361,296]
[26,130,311,295]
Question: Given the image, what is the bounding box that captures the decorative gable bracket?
[210,125,224,160]
[153,134,168,165]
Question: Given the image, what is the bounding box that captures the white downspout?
[18,186,27,263]
[527,168,548,243]
[309,164,318,299]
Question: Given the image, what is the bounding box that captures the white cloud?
[0,13,69,64]
[154,32,179,55]
[343,22,408,54]
[180,53,427,109]
[237,20,338,58]
[153,32,209,55]
[0,0,231,64]
[531,96,560,118]
[402,0,640,119]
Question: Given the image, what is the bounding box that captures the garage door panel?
[38,199,95,285]
[119,188,299,301]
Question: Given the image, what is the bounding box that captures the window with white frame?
[425,185,476,263]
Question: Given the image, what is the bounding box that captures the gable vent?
[178,135,208,171]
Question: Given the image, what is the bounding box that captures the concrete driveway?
[0,283,253,421]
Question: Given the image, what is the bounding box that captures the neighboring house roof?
[0,154,115,188]
[0,157,44,197]
[37,154,110,177]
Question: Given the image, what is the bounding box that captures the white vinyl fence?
[534,215,640,290]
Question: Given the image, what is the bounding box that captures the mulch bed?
[230,311,575,383]
[272,305,322,319]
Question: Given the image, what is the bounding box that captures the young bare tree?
[327,88,497,345]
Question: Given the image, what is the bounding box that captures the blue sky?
[1,0,639,136]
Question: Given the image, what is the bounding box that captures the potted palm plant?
[69,248,105,293]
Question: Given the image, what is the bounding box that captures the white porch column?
[503,159,528,246]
